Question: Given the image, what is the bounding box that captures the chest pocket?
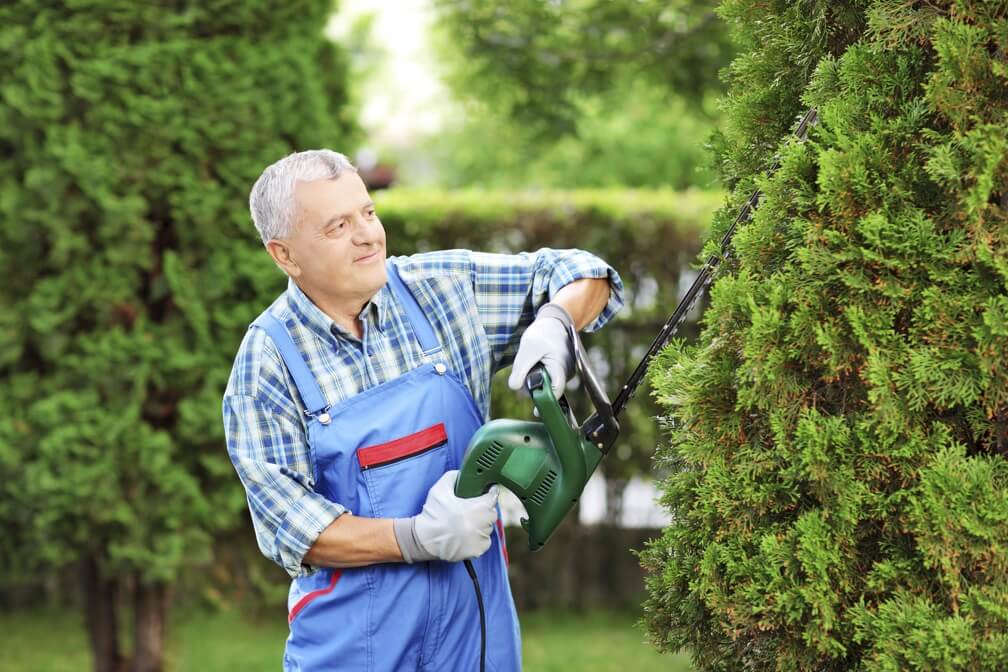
[357,422,451,519]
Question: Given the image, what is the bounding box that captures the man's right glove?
[393,470,499,563]
[507,302,575,400]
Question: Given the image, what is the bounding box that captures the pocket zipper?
[357,423,448,470]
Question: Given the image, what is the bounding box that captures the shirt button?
[434,363,447,375]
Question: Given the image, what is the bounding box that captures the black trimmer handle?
[525,363,576,426]
[523,325,619,449]
[565,322,615,425]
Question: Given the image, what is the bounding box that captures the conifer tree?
[0,3,354,670]
[641,1,1008,670]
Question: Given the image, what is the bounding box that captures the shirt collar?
[285,278,390,341]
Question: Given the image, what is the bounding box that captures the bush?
[376,187,719,258]
[641,1,1008,670]
[0,1,355,668]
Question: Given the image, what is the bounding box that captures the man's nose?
[351,213,381,244]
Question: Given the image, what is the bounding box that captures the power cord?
[463,559,486,672]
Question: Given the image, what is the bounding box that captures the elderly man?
[222,149,624,671]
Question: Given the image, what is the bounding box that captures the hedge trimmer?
[456,107,820,550]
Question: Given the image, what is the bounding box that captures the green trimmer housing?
[455,322,620,551]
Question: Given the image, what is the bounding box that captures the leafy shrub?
[641,2,1008,670]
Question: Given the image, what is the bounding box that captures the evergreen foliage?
[641,1,1008,670]
[0,0,354,666]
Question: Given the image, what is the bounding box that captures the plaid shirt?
[222,248,624,578]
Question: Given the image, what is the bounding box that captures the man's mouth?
[354,250,379,263]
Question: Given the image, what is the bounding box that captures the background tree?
[433,0,734,135]
[0,2,355,670]
[641,1,1008,670]
[422,0,733,191]
[417,80,721,190]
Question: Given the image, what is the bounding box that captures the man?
[223,149,624,671]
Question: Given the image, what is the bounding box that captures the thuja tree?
[641,1,1008,670]
[0,2,354,671]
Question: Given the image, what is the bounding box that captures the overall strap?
[386,260,443,357]
[251,313,330,417]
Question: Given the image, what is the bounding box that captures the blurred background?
[0,1,735,670]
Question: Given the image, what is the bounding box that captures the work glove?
[508,302,575,400]
[393,470,499,563]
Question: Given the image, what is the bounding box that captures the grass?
[520,610,693,672]
[0,605,693,671]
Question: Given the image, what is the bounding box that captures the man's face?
[278,171,387,306]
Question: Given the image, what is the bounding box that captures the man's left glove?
[394,470,499,563]
[507,302,575,399]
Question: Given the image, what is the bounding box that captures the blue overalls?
[251,261,522,671]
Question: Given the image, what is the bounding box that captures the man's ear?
[266,239,300,277]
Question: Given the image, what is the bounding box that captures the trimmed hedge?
[376,187,720,260]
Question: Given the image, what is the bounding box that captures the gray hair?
[248,149,357,244]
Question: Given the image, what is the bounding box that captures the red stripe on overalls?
[289,570,343,624]
[357,423,448,470]
[496,519,509,567]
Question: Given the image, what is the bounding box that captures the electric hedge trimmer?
[456,108,819,550]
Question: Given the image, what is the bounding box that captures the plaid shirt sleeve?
[222,332,346,579]
[468,247,625,371]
